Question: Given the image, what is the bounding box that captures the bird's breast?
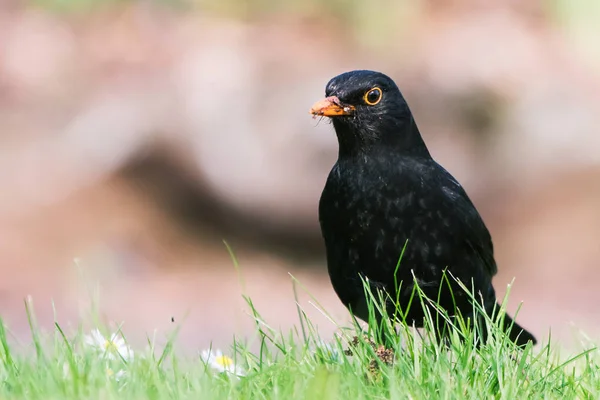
[319,167,411,272]
[319,160,453,284]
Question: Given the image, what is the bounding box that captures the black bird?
[310,70,536,346]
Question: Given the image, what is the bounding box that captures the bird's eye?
[363,87,382,106]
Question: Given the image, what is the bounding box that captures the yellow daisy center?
[104,340,118,352]
[215,355,234,368]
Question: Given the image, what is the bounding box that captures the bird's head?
[310,70,428,158]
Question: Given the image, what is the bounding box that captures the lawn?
[0,279,597,400]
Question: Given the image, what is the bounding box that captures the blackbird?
[310,70,536,346]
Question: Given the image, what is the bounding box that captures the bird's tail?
[492,303,537,346]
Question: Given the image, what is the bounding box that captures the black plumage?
[311,70,536,346]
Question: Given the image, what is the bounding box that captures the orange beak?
[309,96,355,117]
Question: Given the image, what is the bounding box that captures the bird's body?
[320,149,496,324]
[311,70,536,346]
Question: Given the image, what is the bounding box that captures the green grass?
[0,274,598,400]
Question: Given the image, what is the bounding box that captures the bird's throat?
[333,117,431,160]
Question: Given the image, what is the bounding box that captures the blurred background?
[0,0,599,352]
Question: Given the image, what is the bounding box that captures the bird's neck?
[334,116,431,160]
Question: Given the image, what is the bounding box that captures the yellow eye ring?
[363,87,382,106]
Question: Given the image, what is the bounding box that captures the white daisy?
[62,362,73,379]
[84,329,134,361]
[200,348,245,377]
[106,367,127,381]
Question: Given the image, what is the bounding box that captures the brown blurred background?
[0,0,599,352]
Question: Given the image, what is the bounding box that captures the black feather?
[316,70,536,346]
